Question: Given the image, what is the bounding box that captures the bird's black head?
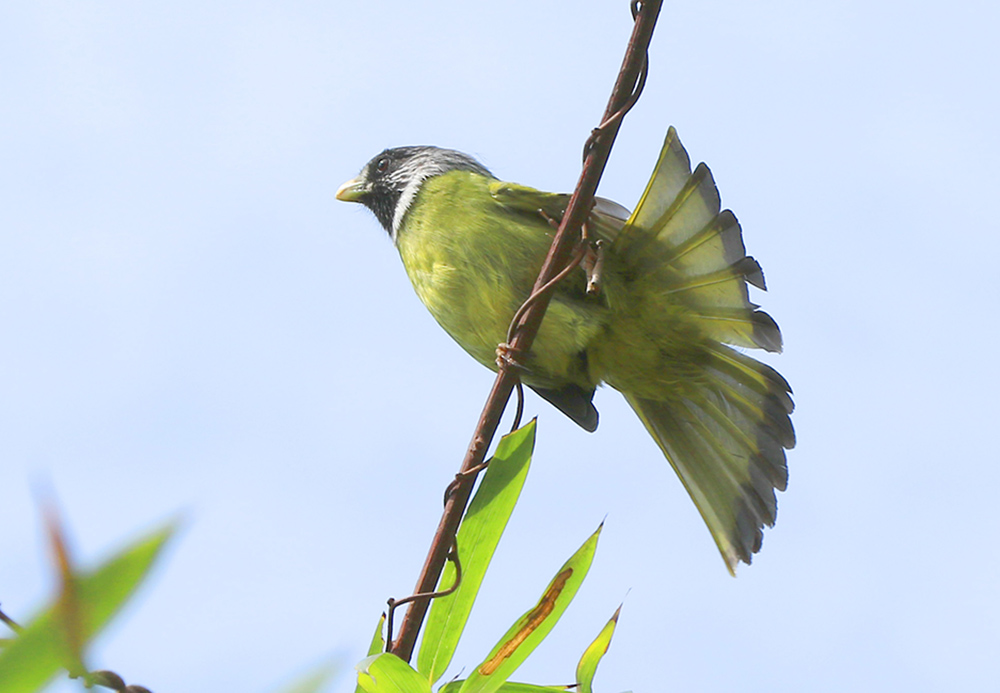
[336,146,492,238]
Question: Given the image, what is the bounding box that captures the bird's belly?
[404,257,517,369]
[394,176,603,389]
[401,254,608,392]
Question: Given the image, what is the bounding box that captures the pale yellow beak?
[335,177,367,202]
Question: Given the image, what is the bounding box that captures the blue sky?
[2,1,998,691]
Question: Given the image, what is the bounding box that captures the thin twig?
[388,0,662,661]
[504,240,589,347]
[511,381,525,433]
[386,542,463,653]
[0,605,23,634]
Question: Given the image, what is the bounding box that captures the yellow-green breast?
[395,170,606,389]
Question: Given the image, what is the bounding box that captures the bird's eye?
[376,157,389,173]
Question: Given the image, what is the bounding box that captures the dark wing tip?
[528,384,599,432]
[751,311,784,353]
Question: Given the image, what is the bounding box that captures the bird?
[336,127,794,573]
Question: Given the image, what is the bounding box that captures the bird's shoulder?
[489,181,630,244]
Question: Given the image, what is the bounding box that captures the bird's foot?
[495,342,528,373]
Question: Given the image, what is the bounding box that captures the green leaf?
[441,682,568,693]
[418,420,536,684]
[268,659,340,693]
[355,613,387,693]
[459,524,603,693]
[356,653,431,693]
[0,522,175,693]
[366,613,387,656]
[576,605,621,693]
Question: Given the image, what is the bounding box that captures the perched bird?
[336,128,794,573]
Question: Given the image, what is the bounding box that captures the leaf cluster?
[355,422,625,693]
[0,513,336,693]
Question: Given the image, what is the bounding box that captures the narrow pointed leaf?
[0,522,175,693]
[366,613,387,656]
[418,420,536,684]
[576,605,622,693]
[354,613,387,693]
[459,525,602,693]
[356,653,431,693]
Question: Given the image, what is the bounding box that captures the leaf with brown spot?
[457,525,602,693]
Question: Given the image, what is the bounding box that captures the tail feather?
[703,363,794,449]
[618,160,720,263]
[615,128,778,354]
[705,345,795,449]
[625,392,782,571]
[655,260,780,352]
[659,262,756,298]
[696,307,783,353]
[689,391,786,519]
[657,210,760,286]
[608,127,794,572]
[618,127,698,249]
[647,163,721,249]
[706,343,793,413]
[679,397,776,527]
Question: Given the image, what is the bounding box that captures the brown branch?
[388,0,663,662]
